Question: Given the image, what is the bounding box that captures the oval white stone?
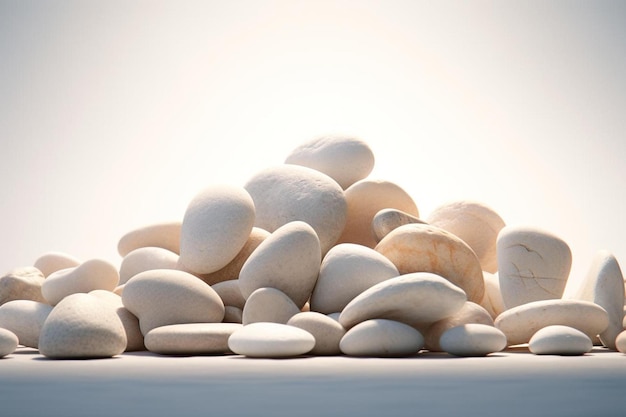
[528,325,593,355]
[118,247,179,285]
[227,322,315,358]
[424,301,494,352]
[145,323,242,355]
[439,324,507,357]
[117,221,181,257]
[0,328,18,357]
[340,319,424,357]
[242,287,301,325]
[0,300,53,348]
[287,311,346,355]
[33,252,81,278]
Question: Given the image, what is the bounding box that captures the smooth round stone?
[239,221,321,309]
[0,267,46,305]
[118,247,179,285]
[242,287,301,325]
[287,312,346,355]
[528,325,593,355]
[179,185,255,275]
[42,259,120,306]
[89,290,145,352]
[497,225,572,310]
[426,200,505,274]
[494,299,609,346]
[616,330,626,353]
[439,324,507,357]
[223,306,243,323]
[338,272,467,329]
[563,250,624,350]
[375,223,485,303]
[118,221,181,257]
[340,319,424,357]
[425,301,494,352]
[480,272,505,319]
[145,323,243,355]
[188,228,270,286]
[338,179,419,248]
[0,300,53,348]
[371,208,426,243]
[227,322,315,358]
[244,164,347,254]
[33,252,81,278]
[310,243,399,314]
[284,135,375,190]
[122,269,225,335]
[0,328,18,357]
[212,280,246,309]
[39,293,127,359]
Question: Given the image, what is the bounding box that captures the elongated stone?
[439,324,507,357]
[340,319,424,357]
[118,221,181,257]
[528,325,593,355]
[118,247,179,285]
[145,323,242,355]
[227,322,315,358]
[33,252,81,278]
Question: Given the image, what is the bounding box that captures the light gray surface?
[1,347,625,416]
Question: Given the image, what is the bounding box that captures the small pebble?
[340,319,424,357]
[227,322,315,358]
[0,328,18,357]
[439,324,507,357]
[528,325,593,356]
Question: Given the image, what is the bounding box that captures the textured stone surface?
[495,299,609,346]
[340,319,424,357]
[427,200,505,273]
[371,208,426,243]
[375,223,484,303]
[0,300,52,348]
[239,221,321,308]
[242,287,301,325]
[244,164,347,253]
[33,252,81,278]
[145,323,242,355]
[89,290,145,352]
[118,221,181,257]
[119,247,179,285]
[338,272,467,330]
[439,324,507,357]
[287,312,346,355]
[0,267,46,305]
[0,328,18,357]
[39,293,127,359]
[284,135,375,190]
[310,243,399,314]
[497,226,571,309]
[122,269,225,335]
[528,325,593,355]
[424,301,494,352]
[227,322,315,358]
[338,179,419,248]
[179,185,255,275]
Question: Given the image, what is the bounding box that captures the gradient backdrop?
[1,1,625,285]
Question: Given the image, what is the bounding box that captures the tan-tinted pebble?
[145,323,242,355]
[33,252,81,278]
[338,179,419,248]
[616,330,626,353]
[375,223,485,303]
[223,306,243,323]
[122,269,225,335]
[310,243,399,314]
[287,311,346,355]
[371,208,426,243]
[338,272,467,330]
[42,259,120,306]
[119,247,179,285]
[424,301,494,352]
[118,221,181,257]
[39,293,127,359]
[528,325,593,355]
[227,322,315,358]
[427,200,505,274]
[242,287,301,325]
[0,267,46,305]
[113,284,125,296]
[0,300,52,348]
[212,280,246,309]
[0,328,18,357]
[495,299,609,346]
[439,324,507,357]
[480,272,505,319]
[89,290,145,352]
[340,319,424,357]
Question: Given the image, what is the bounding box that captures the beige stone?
[242,287,301,325]
[89,290,145,352]
[223,306,243,323]
[424,301,494,352]
[0,267,46,305]
[616,330,626,353]
[119,247,179,285]
[528,325,593,355]
[480,272,505,319]
[287,311,346,355]
[439,324,507,357]
[118,221,181,257]
[0,300,52,348]
[227,322,315,358]
[33,252,81,278]
[145,323,242,355]
[0,328,18,357]
[371,208,426,243]
[340,319,424,357]
[212,280,246,309]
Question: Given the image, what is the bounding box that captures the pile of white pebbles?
[0,135,625,359]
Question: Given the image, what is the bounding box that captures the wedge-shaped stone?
[145,323,242,355]
[371,208,426,243]
[340,319,424,357]
[287,312,346,355]
[227,322,315,358]
[439,324,506,357]
[0,300,52,348]
[242,287,301,325]
[528,325,592,355]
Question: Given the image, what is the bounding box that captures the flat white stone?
[0,300,52,348]
[244,164,347,254]
[145,323,243,355]
[0,328,18,357]
[497,225,571,309]
[528,325,593,355]
[375,223,484,303]
[212,280,246,309]
[39,293,127,359]
[615,330,626,353]
[227,322,315,358]
[284,135,375,190]
[480,272,505,319]
[426,200,505,274]
[310,243,399,314]
[371,208,426,243]
[0,267,46,305]
[242,287,301,325]
[424,301,494,352]
[33,252,81,278]
[338,179,419,248]
[122,269,225,335]
[118,247,179,285]
[494,299,609,346]
[89,290,145,352]
[42,259,120,306]
[239,221,321,309]
[439,324,507,357]
[563,250,625,350]
[287,312,346,355]
[340,319,424,357]
[179,185,255,275]
[338,272,467,329]
[117,221,181,257]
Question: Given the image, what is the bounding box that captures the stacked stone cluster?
[0,136,625,359]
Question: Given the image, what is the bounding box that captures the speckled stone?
[117,221,181,257]
[340,319,424,357]
[0,267,46,305]
[145,323,242,355]
[89,290,145,352]
[0,300,52,348]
